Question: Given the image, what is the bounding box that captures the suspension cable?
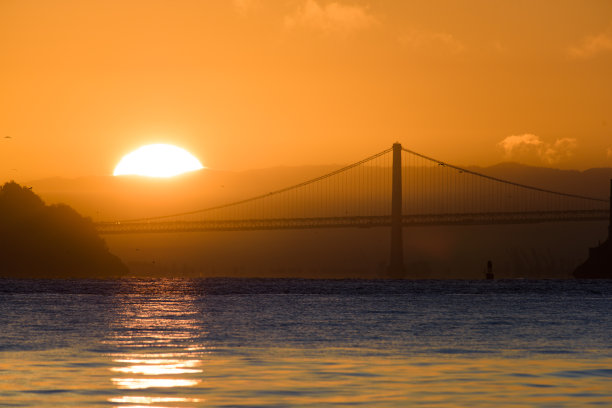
[116,147,394,222]
[401,147,608,203]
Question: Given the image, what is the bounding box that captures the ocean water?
[0,279,611,407]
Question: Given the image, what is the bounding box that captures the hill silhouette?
[573,179,612,279]
[0,181,127,278]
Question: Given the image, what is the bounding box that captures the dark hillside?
[0,182,127,278]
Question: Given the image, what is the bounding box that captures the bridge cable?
[112,147,394,223]
[401,147,608,203]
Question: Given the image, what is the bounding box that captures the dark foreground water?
[0,279,611,407]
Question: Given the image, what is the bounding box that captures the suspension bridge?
[95,143,611,276]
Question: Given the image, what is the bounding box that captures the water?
[0,279,611,407]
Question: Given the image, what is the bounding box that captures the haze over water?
[1,278,611,407]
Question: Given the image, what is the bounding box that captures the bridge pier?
[388,142,405,278]
[609,178,612,239]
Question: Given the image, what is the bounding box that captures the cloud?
[568,26,612,58]
[541,138,577,164]
[398,29,465,54]
[498,134,577,165]
[284,0,377,35]
[498,134,543,154]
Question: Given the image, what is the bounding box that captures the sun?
[113,144,204,178]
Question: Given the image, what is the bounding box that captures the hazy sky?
[1,0,612,180]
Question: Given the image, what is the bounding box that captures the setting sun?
[113,144,204,178]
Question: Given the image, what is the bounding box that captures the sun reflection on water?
[111,377,201,390]
[111,359,202,375]
[109,397,204,403]
[107,281,207,407]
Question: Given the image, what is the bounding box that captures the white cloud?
[498,134,577,165]
[541,138,577,164]
[398,29,465,54]
[284,0,377,35]
[498,134,543,155]
[568,26,612,58]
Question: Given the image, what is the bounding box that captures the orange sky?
[1,0,612,181]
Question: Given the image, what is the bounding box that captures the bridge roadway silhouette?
[96,143,610,276]
[96,210,608,234]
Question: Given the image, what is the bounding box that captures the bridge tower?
[388,142,405,278]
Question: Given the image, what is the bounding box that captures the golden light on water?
[107,281,206,404]
[109,396,203,403]
[111,365,202,375]
[101,281,603,407]
[111,377,201,390]
[0,278,609,407]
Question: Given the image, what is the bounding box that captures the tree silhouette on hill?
[0,181,127,278]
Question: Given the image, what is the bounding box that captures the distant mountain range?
[468,162,612,199]
[27,162,612,221]
[27,165,344,220]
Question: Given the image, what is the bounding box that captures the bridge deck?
[96,210,608,234]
